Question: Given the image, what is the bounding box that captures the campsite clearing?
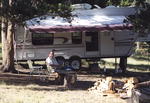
[0,73,127,103]
[0,68,149,103]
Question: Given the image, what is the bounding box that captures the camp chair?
[27,60,43,75]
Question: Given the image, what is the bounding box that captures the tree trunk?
[119,57,127,73]
[0,18,16,73]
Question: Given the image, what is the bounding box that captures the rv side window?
[72,32,82,44]
[32,33,54,45]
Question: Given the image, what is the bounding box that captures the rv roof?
[26,7,136,33]
[71,3,92,10]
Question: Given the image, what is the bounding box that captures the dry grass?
[0,74,128,103]
[0,56,149,103]
[0,83,126,103]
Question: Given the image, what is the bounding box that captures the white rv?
[14,6,137,70]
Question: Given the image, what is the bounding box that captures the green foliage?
[51,3,73,23]
[107,0,121,6]
[0,0,73,24]
[135,0,146,7]
[120,0,133,6]
[97,0,108,8]
[106,0,148,7]
[127,3,150,32]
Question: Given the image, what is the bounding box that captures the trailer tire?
[69,57,81,70]
[64,60,70,67]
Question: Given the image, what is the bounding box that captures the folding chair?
[27,60,43,76]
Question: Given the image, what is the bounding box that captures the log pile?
[88,77,115,93]
[88,76,140,97]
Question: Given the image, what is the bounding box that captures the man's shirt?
[46,57,59,66]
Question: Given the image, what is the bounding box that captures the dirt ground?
[0,65,150,103]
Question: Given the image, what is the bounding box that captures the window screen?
[32,33,53,45]
[72,32,82,44]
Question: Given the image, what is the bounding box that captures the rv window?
[32,33,54,45]
[72,32,82,44]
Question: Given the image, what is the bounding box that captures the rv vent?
[71,3,92,10]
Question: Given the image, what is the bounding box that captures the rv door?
[100,31,115,57]
[85,32,99,57]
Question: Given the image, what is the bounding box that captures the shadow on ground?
[0,73,94,91]
[0,65,149,92]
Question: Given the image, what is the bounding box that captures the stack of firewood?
[88,76,140,97]
[88,77,116,93]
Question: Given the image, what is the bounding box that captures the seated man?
[46,50,60,73]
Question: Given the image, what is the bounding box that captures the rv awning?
[29,24,132,33]
[26,8,133,33]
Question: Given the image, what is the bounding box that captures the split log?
[134,81,150,88]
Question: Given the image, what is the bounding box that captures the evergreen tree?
[0,0,72,72]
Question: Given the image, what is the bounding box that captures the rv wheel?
[70,58,81,70]
[63,59,69,67]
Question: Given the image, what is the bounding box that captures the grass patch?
[101,55,150,73]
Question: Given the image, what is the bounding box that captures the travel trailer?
[14,5,137,70]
